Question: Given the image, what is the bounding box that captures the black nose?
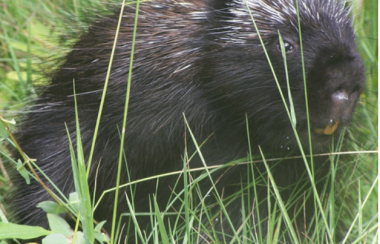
[327,54,364,95]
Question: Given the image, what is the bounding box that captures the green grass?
[0,0,377,243]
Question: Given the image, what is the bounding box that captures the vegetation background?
[0,0,377,243]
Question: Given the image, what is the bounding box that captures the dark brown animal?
[11,0,365,242]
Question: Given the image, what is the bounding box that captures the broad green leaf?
[94,221,109,243]
[0,222,51,240]
[37,201,66,215]
[42,233,68,244]
[69,192,80,213]
[47,213,73,237]
[94,220,106,232]
[94,232,110,243]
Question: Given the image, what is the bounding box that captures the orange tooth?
[314,120,339,135]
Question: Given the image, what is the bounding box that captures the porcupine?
[9,0,365,242]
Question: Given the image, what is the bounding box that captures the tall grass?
[0,0,377,243]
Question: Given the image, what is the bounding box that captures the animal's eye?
[277,41,294,53]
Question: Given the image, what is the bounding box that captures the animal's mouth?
[314,119,340,135]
